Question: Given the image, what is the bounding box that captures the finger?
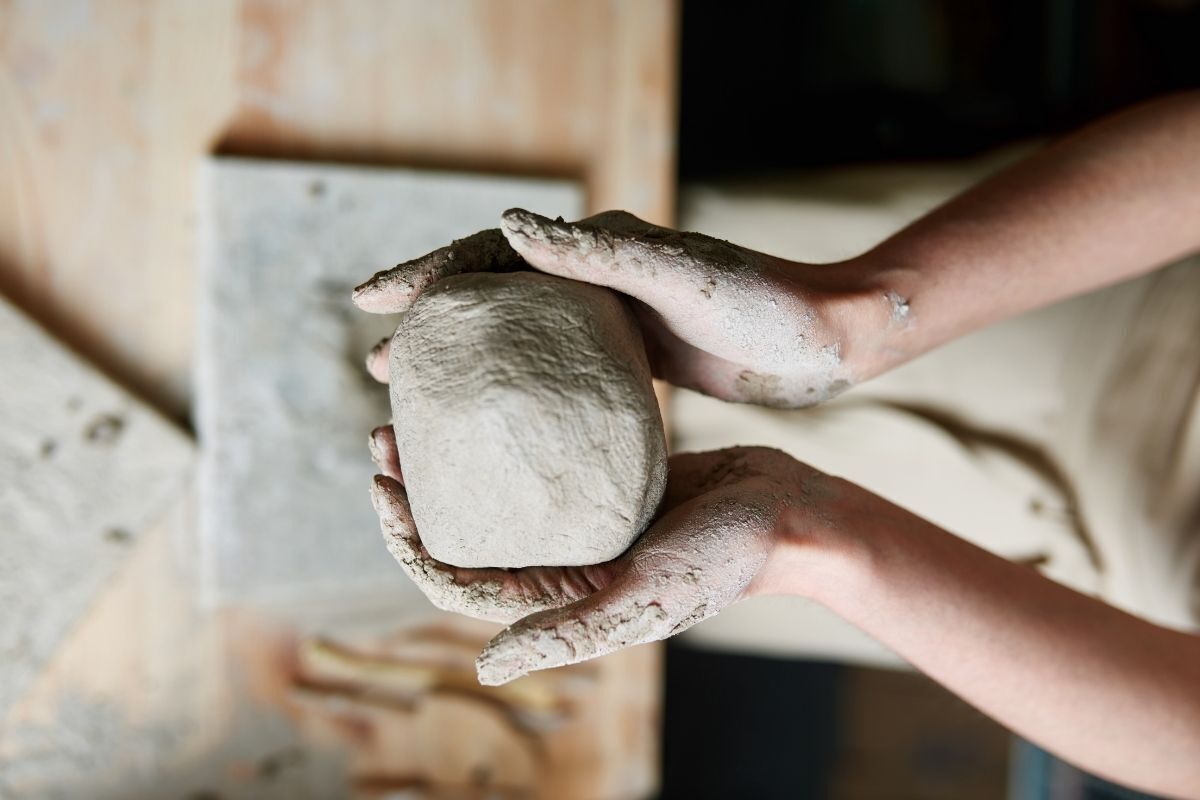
[368,426,403,483]
[475,568,682,686]
[499,208,672,302]
[352,228,522,314]
[370,476,561,624]
[365,337,391,383]
[579,209,670,236]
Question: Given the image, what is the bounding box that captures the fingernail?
[370,475,403,520]
[367,426,390,469]
[366,338,391,380]
[352,265,414,312]
[367,432,383,466]
[503,210,579,254]
[351,272,384,303]
[500,208,541,240]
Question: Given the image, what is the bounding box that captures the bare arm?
[758,482,1200,798]
[372,438,1200,795]
[851,90,1200,373]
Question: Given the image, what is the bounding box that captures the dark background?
[664,2,1199,797]
[679,0,1200,178]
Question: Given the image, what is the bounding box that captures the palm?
[369,434,818,684]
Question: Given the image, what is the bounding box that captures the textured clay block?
[391,271,668,568]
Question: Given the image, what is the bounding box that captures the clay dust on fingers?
[370,476,557,624]
[352,228,522,314]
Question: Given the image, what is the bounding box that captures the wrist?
[749,473,875,604]
[781,253,922,388]
[829,253,924,381]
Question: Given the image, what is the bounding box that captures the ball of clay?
[390,271,668,568]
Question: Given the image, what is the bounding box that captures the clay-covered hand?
[368,427,828,685]
[353,209,894,408]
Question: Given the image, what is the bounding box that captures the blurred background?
[1,1,1198,798]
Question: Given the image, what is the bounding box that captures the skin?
[357,210,876,407]
[354,91,1200,798]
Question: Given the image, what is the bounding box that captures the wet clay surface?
[390,271,668,569]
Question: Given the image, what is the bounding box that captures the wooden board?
[0,2,677,797]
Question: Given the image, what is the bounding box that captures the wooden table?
[0,2,677,796]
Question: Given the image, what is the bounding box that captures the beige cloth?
[673,165,1200,664]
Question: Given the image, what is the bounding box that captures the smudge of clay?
[734,370,784,405]
[84,413,125,444]
[886,290,911,324]
[257,746,307,781]
[695,450,760,492]
[104,527,133,544]
[353,228,525,314]
[826,378,851,396]
[39,438,56,458]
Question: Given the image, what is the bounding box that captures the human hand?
[353,210,899,408]
[367,429,831,685]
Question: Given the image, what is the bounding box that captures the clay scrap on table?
[392,271,667,568]
[196,157,583,610]
[0,296,193,715]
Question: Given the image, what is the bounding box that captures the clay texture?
[390,271,667,568]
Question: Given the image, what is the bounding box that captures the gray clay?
[390,271,668,568]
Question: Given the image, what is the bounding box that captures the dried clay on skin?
[500,209,854,407]
[390,271,668,568]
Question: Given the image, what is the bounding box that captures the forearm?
[763,483,1200,797]
[845,91,1200,371]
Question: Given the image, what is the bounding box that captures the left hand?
[368,427,828,685]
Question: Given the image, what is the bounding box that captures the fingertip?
[370,474,407,521]
[499,207,543,237]
[366,337,391,383]
[352,265,421,314]
[475,633,532,686]
[475,659,522,686]
[367,424,388,463]
[351,277,391,313]
[369,473,391,502]
[500,208,573,251]
[369,425,404,483]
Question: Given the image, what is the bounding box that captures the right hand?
[353,209,897,408]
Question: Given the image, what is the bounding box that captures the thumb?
[475,566,676,686]
[474,550,729,686]
[499,208,672,304]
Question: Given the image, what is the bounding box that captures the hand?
[367,428,830,685]
[353,210,898,408]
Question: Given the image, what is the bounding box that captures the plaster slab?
[0,297,193,714]
[196,157,583,609]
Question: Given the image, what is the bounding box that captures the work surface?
[0,2,677,797]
